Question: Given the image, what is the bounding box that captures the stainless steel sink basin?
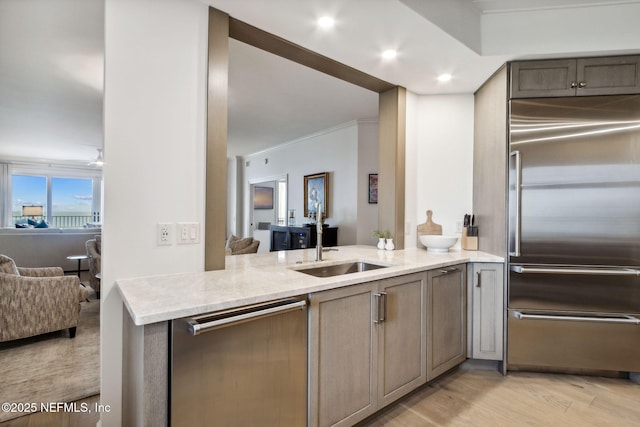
[295,261,389,278]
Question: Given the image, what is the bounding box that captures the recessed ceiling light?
[381,49,397,60]
[317,16,335,29]
[437,73,452,82]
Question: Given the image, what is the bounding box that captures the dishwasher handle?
[186,298,307,336]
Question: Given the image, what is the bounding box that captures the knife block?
[461,227,478,251]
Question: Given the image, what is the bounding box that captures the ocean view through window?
[11,170,102,228]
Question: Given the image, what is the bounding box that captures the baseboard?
[461,359,501,372]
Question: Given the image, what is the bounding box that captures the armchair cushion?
[225,235,260,255]
[85,238,101,295]
[0,272,86,342]
[17,266,65,277]
[228,236,254,253]
[0,255,19,276]
[233,240,260,254]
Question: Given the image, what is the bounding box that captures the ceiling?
[0,0,104,165]
[1,0,639,162]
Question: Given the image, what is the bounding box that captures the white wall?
[242,121,377,246]
[482,3,640,56]
[102,0,207,425]
[406,94,474,248]
[405,91,419,247]
[357,120,379,245]
[226,157,240,237]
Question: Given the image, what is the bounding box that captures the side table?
[67,254,90,302]
[66,254,89,280]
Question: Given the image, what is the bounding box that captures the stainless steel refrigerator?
[507,94,640,373]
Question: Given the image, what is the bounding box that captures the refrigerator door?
[509,95,640,266]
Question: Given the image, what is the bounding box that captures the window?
[52,177,94,228]
[8,165,102,228]
[12,175,47,220]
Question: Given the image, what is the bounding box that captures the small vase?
[385,238,395,251]
[377,238,386,250]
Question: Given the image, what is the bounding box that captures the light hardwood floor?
[359,364,640,426]
[0,395,99,427]
[3,366,639,427]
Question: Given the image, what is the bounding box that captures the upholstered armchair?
[225,235,260,255]
[0,255,88,342]
[85,235,101,298]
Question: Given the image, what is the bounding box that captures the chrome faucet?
[315,203,338,262]
[316,203,323,261]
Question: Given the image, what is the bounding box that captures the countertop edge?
[117,247,504,326]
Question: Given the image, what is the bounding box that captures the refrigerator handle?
[511,311,640,325]
[510,265,640,276]
[509,150,522,257]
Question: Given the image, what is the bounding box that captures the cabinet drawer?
[508,309,640,372]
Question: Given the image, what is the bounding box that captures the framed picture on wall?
[368,173,378,204]
[253,186,274,209]
[304,172,329,218]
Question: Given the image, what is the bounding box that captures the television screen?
[253,186,274,209]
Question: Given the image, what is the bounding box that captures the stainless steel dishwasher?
[170,297,307,426]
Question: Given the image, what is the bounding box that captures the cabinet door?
[510,59,577,98]
[427,265,467,381]
[377,273,426,407]
[470,263,504,361]
[577,55,640,96]
[308,282,378,427]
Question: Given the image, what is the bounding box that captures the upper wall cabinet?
[510,55,640,98]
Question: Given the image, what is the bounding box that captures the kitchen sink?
[295,261,390,278]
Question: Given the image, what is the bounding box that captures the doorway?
[249,174,287,252]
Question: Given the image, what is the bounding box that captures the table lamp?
[22,205,43,220]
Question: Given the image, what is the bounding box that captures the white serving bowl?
[419,235,458,252]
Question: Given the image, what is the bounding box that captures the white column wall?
[102,0,207,425]
[407,94,474,248]
[404,91,419,247]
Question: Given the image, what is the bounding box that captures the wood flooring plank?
[359,366,640,427]
[0,395,99,427]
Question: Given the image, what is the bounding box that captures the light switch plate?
[177,222,200,244]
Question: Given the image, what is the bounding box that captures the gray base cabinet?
[427,265,467,381]
[308,272,426,427]
[468,263,504,361]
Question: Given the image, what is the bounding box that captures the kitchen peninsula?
[118,245,503,426]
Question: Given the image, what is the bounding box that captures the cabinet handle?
[438,267,458,275]
[570,81,578,88]
[373,293,382,323]
[476,271,482,287]
[578,81,587,88]
[373,292,388,323]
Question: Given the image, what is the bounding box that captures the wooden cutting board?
[417,210,442,235]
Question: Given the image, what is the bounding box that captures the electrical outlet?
[456,221,463,233]
[157,223,173,246]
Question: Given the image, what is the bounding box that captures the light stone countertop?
[117,245,503,326]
